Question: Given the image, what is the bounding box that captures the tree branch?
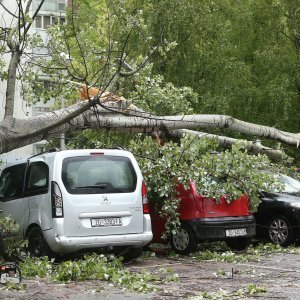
[170,129,285,161]
[23,0,44,37]
[0,3,17,19]
[119,46,157,77]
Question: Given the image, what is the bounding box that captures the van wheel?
[170,223,198,255]
[226,237,250,251]
[27,227,53,258]
[124,247,143,262]
[114,247,143,263]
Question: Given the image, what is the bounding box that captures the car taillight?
[51,181,64,218]
[142,181,149,214]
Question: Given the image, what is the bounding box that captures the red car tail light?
[142,181,149,214]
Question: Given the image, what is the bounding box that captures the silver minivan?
[0,149,152,258]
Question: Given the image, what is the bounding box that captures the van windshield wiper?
[75,184,108,189]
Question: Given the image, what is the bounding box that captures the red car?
[150,181,255,254]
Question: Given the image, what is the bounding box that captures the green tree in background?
[48,0,300,235]
[122,0,300,134]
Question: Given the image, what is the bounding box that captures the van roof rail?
[28,148,61,159]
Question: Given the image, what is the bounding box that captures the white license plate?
[91,217,122,227]
[225,228,247,237]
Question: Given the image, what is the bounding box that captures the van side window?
[0,163,26,201]
[25,162,49,195]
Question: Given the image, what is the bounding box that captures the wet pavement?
[1,245,300,299]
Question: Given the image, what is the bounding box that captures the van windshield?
[62,155,137,194]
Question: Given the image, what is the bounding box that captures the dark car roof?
[261,191,300,204]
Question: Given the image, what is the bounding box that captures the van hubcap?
[173,228,189,251]
[269,218,288,244]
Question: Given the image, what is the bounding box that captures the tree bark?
[4,50,21,120]
[84,106,300,148]
[0,96,299,156]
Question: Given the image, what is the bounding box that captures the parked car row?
[0,149,300,259]
[152,172,300,254]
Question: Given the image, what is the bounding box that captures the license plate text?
[225,228,247,237]
[91,217,122,227]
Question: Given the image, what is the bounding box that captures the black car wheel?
[267,215,294,246]
[226,237,251,251]
[170,223,198,255]
[27,226,53,257]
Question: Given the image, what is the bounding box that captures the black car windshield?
[62,155,137,194]
[274,174,300,193]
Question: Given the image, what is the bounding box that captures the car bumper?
[186,215,256,241]
[43,216,153,254]
[44,229,153,253]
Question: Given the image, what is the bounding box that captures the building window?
[35,15,42,28]
[43,80,54,90]
[34,15,66,29]
[35,145,47,154]
[58,1,66,11]
[34,107,52,113]
[43,16,51,28]
[33,0,67,12]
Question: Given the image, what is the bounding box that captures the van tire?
[124,247,143,262]
[170,223,198,255]
[27,226,54,258]
[114,246,143,262]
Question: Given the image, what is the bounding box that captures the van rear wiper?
[75,184,108,189]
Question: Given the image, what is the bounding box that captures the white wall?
[0,0,67,164]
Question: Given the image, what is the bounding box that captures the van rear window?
[62,155,137,194]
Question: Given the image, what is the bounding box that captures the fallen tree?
[0,80,296,159]
[0,0,298,160]
[0,0,299,247]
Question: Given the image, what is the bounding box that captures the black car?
[255,174,300,246]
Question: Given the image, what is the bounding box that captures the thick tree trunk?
[84,105,300,147]
[4,50,21,120]
[0,97,299,157]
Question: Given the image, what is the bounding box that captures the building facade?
[0,0,68,163]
